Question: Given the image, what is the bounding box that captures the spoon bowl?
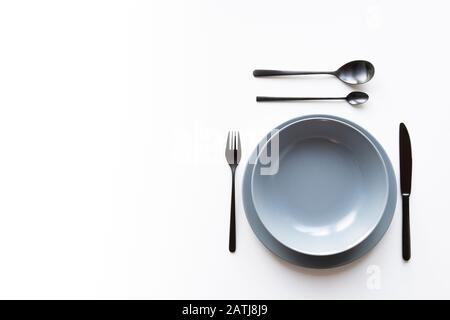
[346,91,369,105]
[335,60,375,85]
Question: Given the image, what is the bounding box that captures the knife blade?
[399,123,412,261]
[400,123,412,196]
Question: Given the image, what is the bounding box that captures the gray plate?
[242,115,397,268]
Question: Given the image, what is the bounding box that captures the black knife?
[399,123,412,261]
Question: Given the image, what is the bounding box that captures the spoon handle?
[253,70,332,77]
[256,96,343,102]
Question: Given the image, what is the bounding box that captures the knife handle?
[402,195,411,261]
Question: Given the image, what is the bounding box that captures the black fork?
[225,131,241,252]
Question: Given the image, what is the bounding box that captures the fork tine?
[227,131,231,150]
[230,131,233,150]
[230,131,234,150]
[237,131,241,150]
[233,131,237,150]
[232,131,235,149]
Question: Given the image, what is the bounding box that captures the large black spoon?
[253,60,375,85]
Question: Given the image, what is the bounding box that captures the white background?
[0,0,449,299]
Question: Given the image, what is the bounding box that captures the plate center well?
[255,137,364,236]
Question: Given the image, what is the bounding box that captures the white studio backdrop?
[0,0,449,299]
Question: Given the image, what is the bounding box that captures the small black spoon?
[256,91,369,106]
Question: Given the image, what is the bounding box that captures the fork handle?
[229,170,236,252]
